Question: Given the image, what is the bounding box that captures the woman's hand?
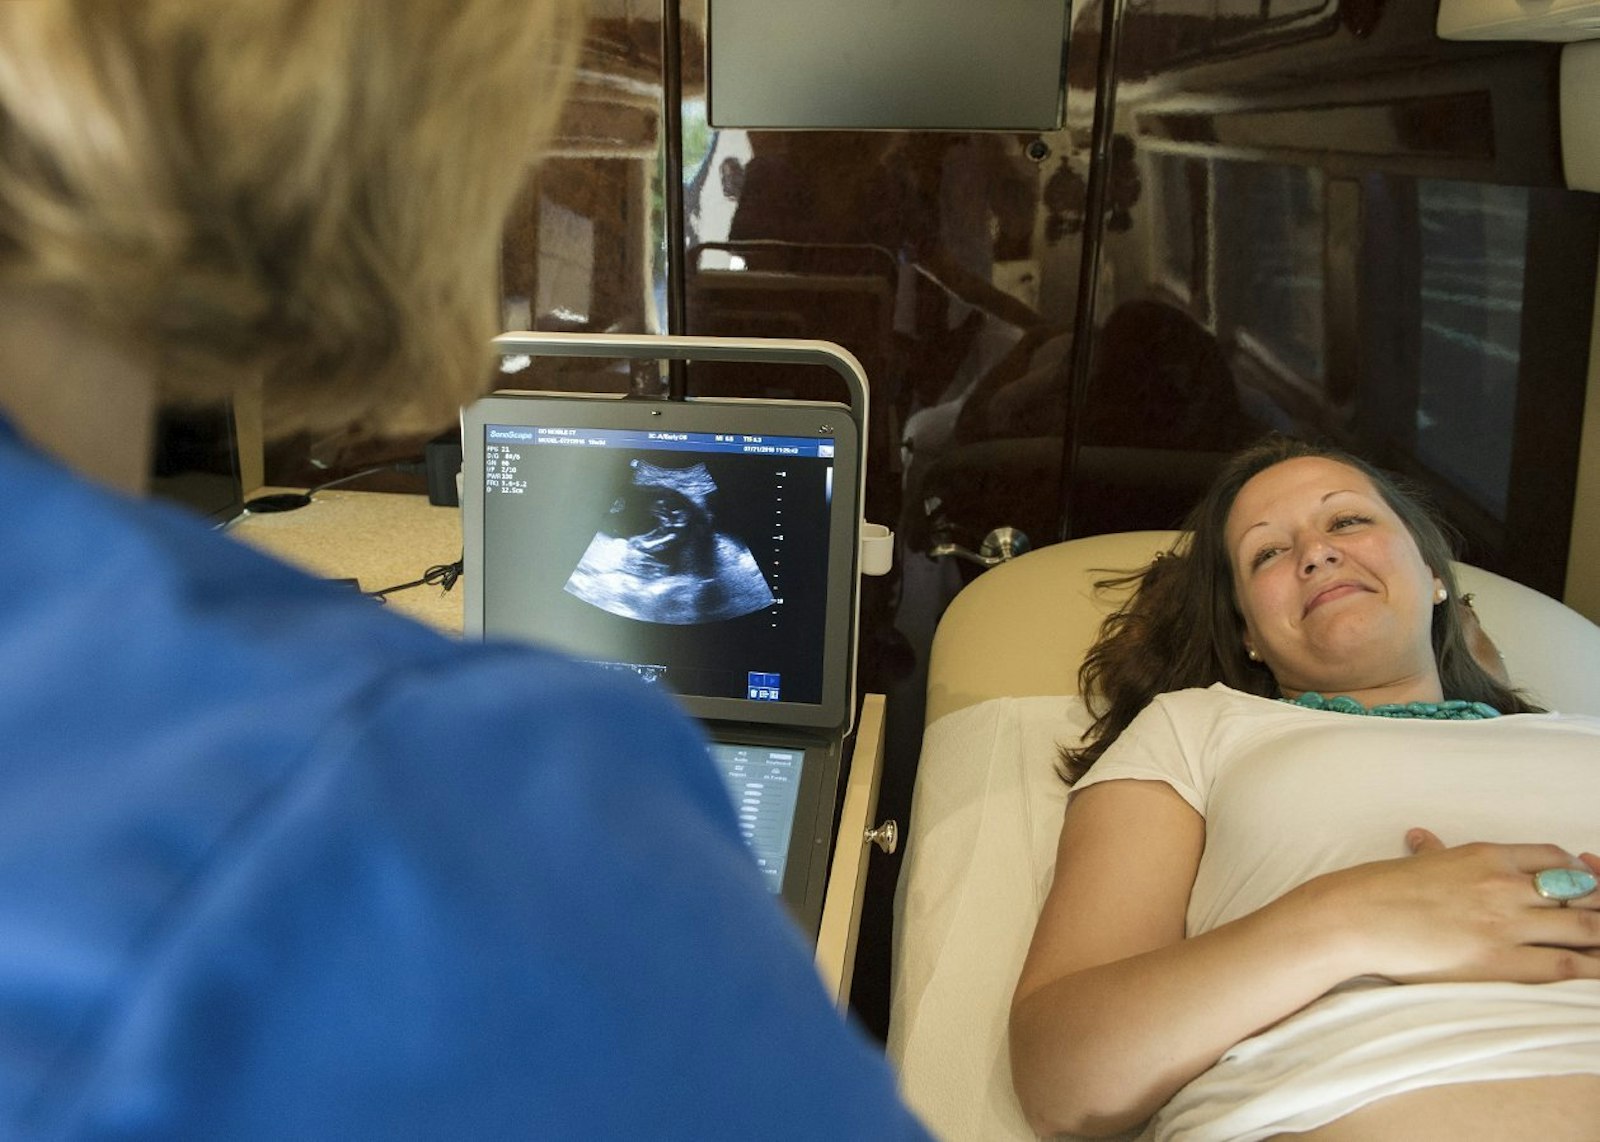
[1298,828,1600,985]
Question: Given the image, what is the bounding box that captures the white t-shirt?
[1073,683,1600,1141]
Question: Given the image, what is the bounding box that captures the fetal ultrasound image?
[564,459,775,624]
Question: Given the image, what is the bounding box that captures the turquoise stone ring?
[1533,868,1598,904]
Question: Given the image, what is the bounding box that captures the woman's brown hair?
[1062,435,1542,782]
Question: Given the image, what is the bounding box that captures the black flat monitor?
[148,401,245,526]
[707,0,1069,130]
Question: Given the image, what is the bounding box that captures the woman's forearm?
[1009,882,1358,1137]
[1011,835,1600,1136]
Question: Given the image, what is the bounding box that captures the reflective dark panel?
[1073,0,1595,604]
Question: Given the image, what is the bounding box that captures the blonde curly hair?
[0,0,584,438]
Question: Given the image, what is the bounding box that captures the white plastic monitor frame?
[469,331,877,736]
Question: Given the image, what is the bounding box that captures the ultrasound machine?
[460,333,887,940]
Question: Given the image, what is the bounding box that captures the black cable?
[365,555,464,603]
[309,462,423,495]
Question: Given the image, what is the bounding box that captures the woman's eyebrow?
[1236,489,1368,545]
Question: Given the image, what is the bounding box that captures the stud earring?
[1433,586,1449,605]
[1246,647,1262,662]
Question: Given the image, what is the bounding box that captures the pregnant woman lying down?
[1010,435,1600,1141]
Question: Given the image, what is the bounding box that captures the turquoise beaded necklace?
[1281,691,1501,719]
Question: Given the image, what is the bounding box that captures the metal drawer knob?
[865,820,899,855]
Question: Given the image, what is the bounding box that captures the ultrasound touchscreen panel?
[708,742,803,894]
[479,420,836,707]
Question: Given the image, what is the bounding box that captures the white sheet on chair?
[889,696,1139,1142]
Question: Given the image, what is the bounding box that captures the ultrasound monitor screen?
[477,417,839,710]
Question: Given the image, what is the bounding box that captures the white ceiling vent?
[1439,0,1600,41]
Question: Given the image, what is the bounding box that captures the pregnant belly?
[1268,1075,1600,1141]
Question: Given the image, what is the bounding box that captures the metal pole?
[662,0,690,399]
[1058,0,1128,540]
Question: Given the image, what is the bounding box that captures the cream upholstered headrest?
[925,530,1600,724]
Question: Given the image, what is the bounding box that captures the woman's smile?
[1303,580,1370,616]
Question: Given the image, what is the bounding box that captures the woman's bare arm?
[1009,783,1600,1138]
[1009,780,1359,1136]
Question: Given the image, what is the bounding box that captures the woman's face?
[1224,457,1444,699]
